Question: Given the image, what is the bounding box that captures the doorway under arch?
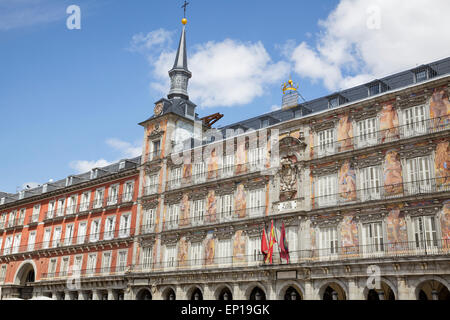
[284,286,302,300]
[136,288,152,300]
[191,288,203,300]
[218,287,233,300]
[249,287,266,300]
[416,280,450,300]
[322,283,346,300]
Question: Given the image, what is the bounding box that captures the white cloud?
[69,138,141,173]
[132,31,290,108]
[287,0,450,91]
[128,28,174,54]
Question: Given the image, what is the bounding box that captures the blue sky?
[1,0,450,193]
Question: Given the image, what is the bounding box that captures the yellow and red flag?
[266,220,277,264]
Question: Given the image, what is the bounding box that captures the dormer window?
[261,119,269,128]
[42,184,48,193]
[185,105,195,119]
[90,169,98,180]
[367,81,388,96]
[0,198,4,205]
[66,177,73,187]
[414,66,436,83]
[328,94,347,109]
[119,161,126,170]
[19,190,25,200]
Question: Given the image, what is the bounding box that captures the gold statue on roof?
[282,76,299,94]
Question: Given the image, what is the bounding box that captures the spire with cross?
[182,0,189,18]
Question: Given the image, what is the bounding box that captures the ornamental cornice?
[142,197,159,209]
[398,142,434,159]
[185,231,207,243]
[164,192,183,205]
[160,233,180,245]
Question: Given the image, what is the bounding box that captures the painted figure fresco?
[205,237,215,266]
[183,163,192,183]
[429,87,450,126]
[386,208,408,250]
[207,149,219,179]
[235,183,246,218]
[309,128,314,158]
[435,141,450,188]
[338,160,357,201]
[441,201,450,249]
[235,143,247,174]
[205,190,217,223]
[337,114,354,152]
[341,215,359,255]
[178,237,189,267]
[384,150,404,195]
[232,230,246,265]
[179,193,190,227]
[379,103,399,143]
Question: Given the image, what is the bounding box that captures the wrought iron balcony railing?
[41,265,128,280]
[312,115,449,159]
[312,177,450,209]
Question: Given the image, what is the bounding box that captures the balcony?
[312,177,449,209]
[146,149,162,163]
[143,185,158,196]
[162,206,267,231]
[41,266,127,280]
[140,223,155,235]
[312,115,449,159]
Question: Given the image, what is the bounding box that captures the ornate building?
[1,17,449,300]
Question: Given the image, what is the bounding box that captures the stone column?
[64,290,71,300]
[397,277,415,300]
[51,291,58,300]
[78,291,86,300]
[107,289,115,300]
[231,283,245,300]
[303,280,316,300]
[348,278,364,300]
[124,287,134,300]
[92,290,101,300]
[266,281,277,300]
[203,285,215,300]
[176,286,186,300]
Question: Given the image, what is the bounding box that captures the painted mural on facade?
[235,143,247,174]
[235,183,246,218]
[435,140,450,188]
[341,215,359,254]
[386,208,408,250]
[177,237,189,267]
[379,103,399,143]
[429,87,450,125]
[384,150,404,195]
[179,193,190,227]
[205,190,217,223]
[205,236,215,266]
[207,148,219,179]
[337,114,354,152]
[338,160,357,201]
[183,163,192,182]
[441,201,450,249]
[232,230,246,265]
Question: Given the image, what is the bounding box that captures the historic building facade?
[1,18,449,300]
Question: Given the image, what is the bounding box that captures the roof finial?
[181,0,189,25]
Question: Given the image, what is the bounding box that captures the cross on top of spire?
[182,0,189,18]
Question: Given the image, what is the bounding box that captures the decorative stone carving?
[213,226,234,240]
[161,233,180,245]
[144,164,162,175]
[148,124,164,139]
[279,155,298,201]
[188,188,208,201]
[185,231,207,243]
[142,197,159,209]
[243,177,268,190]
[398,143,434,159]
[214,182,236,196]
[164,192,183,205]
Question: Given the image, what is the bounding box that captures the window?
[80,191,90,212]
[146,174,159,194]
[413,216,438,250]
[52,226,62,248]
[102,251,112,273]
[56,198,65,216]
[119,161,126,170]
[103,216,115,240]
[117,250,128,272]
[42,184,48,193]
[248,188,265,217]
[294,109,302,119]
[18,208,26,225]
[8,210,16,227]
[90,220,100,242]
[12,233,21,254]
[142,247,153,271]
[60,257,70,276]
[86,253,97,275]
[19,190,25,200]
[3,236,12,255]
[318,227,338,259]
[220,194,233,222]
[27,231,36,251]
[48,258,57,277]
[66,177,73,187]
[360,166,381,200]
[0,265,7,282]
[261,119,269,128]
[90,169,98,180]
[0,213,6,229]
[152,140,161,158]
[356,117,377,147]
[31,204,40,222]
[119,214,131,238]
[66,195,77,215]
[142,208,155,233]
[169,167,182,189]
[123,181,134,202]
[415,69,428,83]
[328,96,339,109]
[249,147,265,171]
[217,239,231,266]
[193,162,206,183]
[47,201,55,219]
[406,156,432,194]
[164,245,177,270]
[315,174,337,207]
[287,227,298,262]
[167,204,179,230]
[369,83,380,96]
[248,237,261,265]
[93,188,104,209]
[192,199,205,226]
[108,184,119,205]
[403,105,427,137]
[77,221,87,244]
[190,242,202,268]
[222,154,235,177]
[362,222,384,256]
[64,224,74,246]
[317,128,335,155]
[42,228,51,249]
[73,255,83,273]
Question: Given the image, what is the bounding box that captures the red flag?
[261,228,269,261]
[267,220,277,264]
[279,222,290,263]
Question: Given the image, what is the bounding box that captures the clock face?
[154,103,163,115]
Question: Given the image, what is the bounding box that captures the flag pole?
[275,220,282,264]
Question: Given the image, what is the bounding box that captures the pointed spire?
[168,21,192,100]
